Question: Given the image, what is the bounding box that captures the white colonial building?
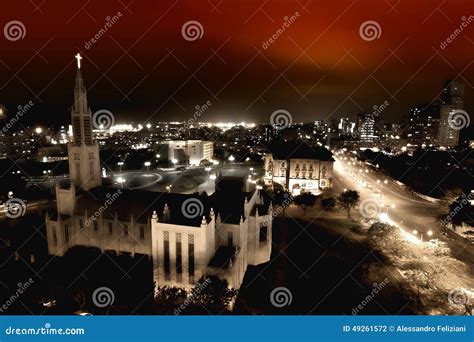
[45,55,272,291]
[263,143,334,195]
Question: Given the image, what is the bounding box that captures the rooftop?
[263,142,334,161]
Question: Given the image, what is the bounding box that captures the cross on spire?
[75,53,82,69]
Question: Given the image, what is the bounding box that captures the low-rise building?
[263,143,334,195]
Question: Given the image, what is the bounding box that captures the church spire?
[67,53,102,191]
[71,53,93,146]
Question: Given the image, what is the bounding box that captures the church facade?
[45,55,272,291]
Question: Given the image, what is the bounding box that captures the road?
[332,152,442,240]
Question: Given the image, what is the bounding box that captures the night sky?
[0,0,473,126]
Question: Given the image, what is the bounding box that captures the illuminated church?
[45,55,272,290]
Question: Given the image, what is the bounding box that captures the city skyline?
[1,0,473,127]
[0,0,473,332]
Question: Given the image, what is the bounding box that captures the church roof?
[51,184,266,227]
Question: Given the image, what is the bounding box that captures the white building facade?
[168,140,214,165]
[263,144,334,196]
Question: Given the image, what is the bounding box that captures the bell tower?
[67,53,102,190]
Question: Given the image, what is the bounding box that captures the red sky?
[0,0,473,125]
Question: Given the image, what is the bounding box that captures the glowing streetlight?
[228,155,235,162]
[117,161,124,172]
[144,161,151,171]
[35,127,43,134]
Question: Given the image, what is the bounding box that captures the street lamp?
[117,177,125,189]
[144,161,151,171]
[412,230,433,242]
[117,161,124,172]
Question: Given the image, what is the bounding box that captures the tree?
[337,190,360,218]
[154,285,188,314]
[321,197,336,215]
[294,192,318,216]
[445,194,474,226]
[272,190,293,217]
[188,275,237,314]
[367,222,406,254]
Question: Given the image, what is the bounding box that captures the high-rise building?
[405,103,439,147]
[356,112,376,142]
[338,117,355,136]
[67,54,102,190]
[438,80,464,147]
